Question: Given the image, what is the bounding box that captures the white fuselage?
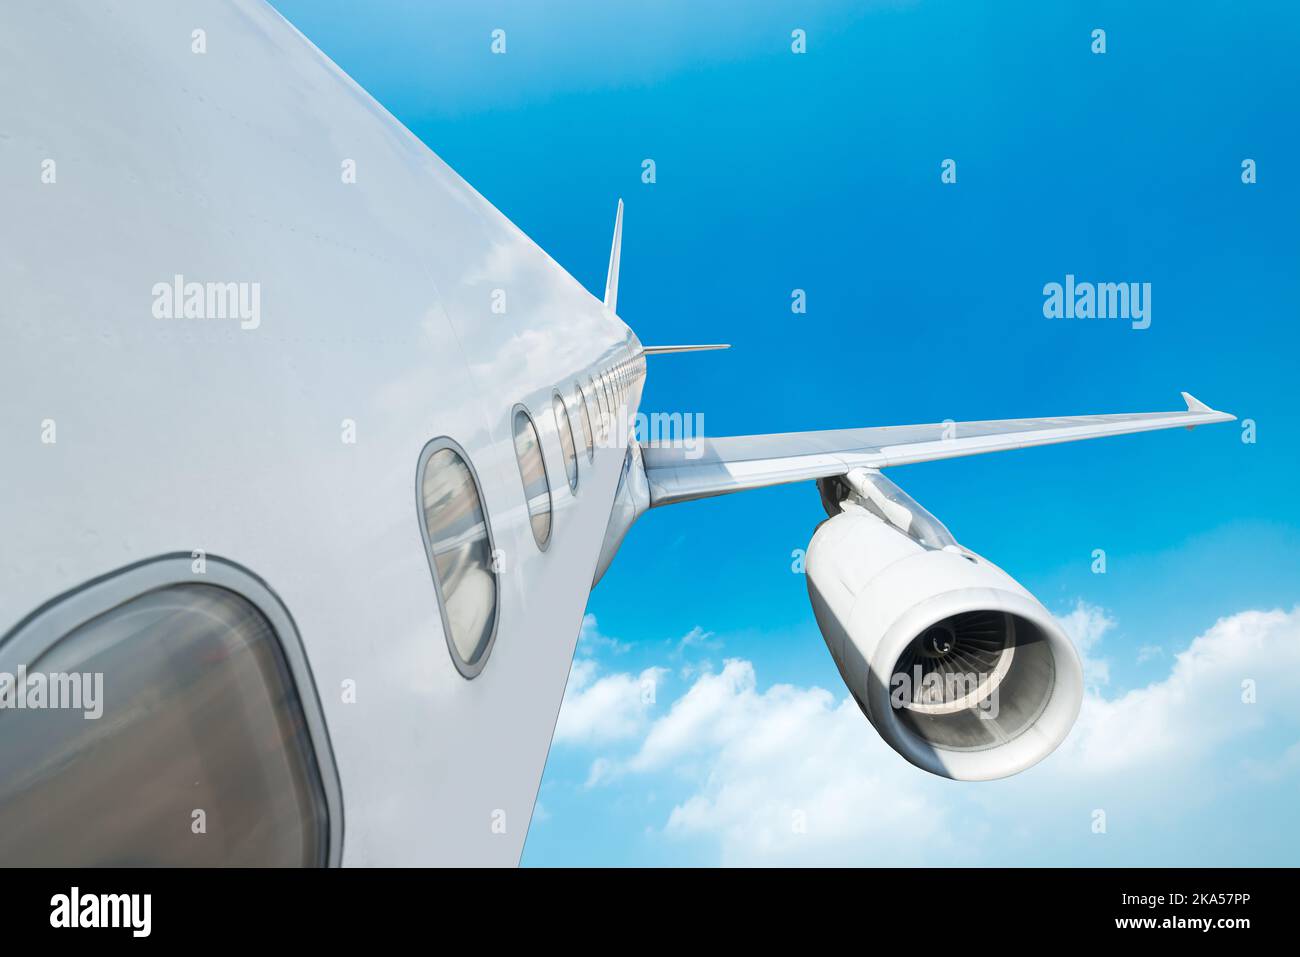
[0,0,641,865]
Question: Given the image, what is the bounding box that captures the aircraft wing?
[641,392,1235,507]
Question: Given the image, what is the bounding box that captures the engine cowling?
[806,506,1083,781]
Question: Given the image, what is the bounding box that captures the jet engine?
[807,469,1082,781]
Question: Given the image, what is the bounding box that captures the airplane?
[0,1,1235,867]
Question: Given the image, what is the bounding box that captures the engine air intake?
[894,610,1016,715]
[806,508,1083,781]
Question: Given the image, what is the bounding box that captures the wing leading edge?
[641,392,1235,507]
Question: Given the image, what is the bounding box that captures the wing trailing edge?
[640,393,1235,507]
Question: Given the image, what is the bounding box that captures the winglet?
[604,198,623,315]
[1179,391,1236,430]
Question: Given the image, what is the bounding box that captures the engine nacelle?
[807,507,1083,781]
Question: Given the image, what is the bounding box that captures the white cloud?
[1057,600,1115,689]
[575,614,630,656]
[641,661,956,863]
[552,656,666,746]
[557,606,1300,865]
[1136,644,1164,664]
[1242,740,1300,783]
[1059,607,1300,778]
[678,659,715,681]
[675,625,718,653]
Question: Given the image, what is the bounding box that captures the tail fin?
[604,198,623,315]
[642,344,731,355]
[602,198,730,356]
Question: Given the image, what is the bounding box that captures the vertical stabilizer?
[604,198,623,314]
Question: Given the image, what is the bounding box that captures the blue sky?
[269,0,1300,865]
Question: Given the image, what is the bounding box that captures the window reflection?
[576,381,595,461]
[512,409,553,548]
[421,446,498,666]
[553,395,579,491]
[0,584,328,866]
